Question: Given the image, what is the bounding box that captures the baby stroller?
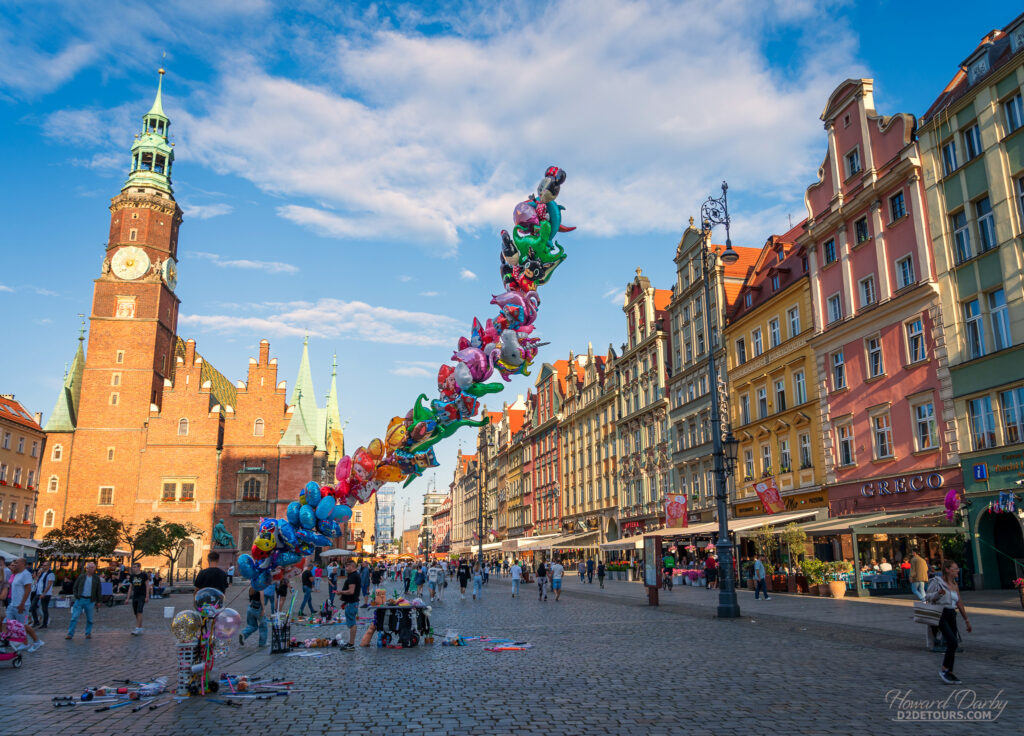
[0,619,26,669]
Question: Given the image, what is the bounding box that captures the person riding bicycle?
[661,551,676,590]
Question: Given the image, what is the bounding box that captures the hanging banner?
[665,494,689,528]
[754,477,785,514]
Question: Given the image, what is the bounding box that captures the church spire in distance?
[124,68,175,194]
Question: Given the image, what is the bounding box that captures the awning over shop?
[480,541,503,551]
[516,533,564,551]
[729,509,826,534]
[642,521,719,539]
[550,530,600,549]
[796,506,962,536]
[600,536,644,551]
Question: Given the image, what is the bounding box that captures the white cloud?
[185,250,298,274]
[419,291,440,297]
[390,360,441,377]
[0,284,14,292]
[602,286,623,305]
[398,275,413,282]
[30,1,862,252]
[180,298,462,346]
[459,268,478,281]
[183,203,234,220]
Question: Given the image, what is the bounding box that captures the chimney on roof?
[259,339,270,365]
[34,412,42,425]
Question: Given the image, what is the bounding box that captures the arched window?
[253,418,265,437]
[178,418,189,436]
[51,444,62,461]
[243,478,261,501]
[48,475,59,493]
[43,509,55,527]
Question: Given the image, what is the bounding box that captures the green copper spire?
[45,325,86,432]
[280,337,326,450]
[124,68,174,194]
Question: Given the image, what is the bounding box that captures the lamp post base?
[717,597,741,619]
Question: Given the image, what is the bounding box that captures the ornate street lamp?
[700,180,741,619]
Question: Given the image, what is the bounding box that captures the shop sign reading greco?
[861,472,943,497]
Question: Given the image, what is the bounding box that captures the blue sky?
[1,0,1020,521]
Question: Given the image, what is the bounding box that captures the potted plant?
[827,561,850,598]
[781,523,807,593]
[801,558,826,595]
[740,560,756,589]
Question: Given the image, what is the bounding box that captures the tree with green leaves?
[781,522,808,569]
[751,524,778,560]
[144,519,203,580]
[40,513,123,564]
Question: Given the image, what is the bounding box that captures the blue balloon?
[298,543,314,555]
[332,504,353,523]
[286,501,301,526]
[311,533,331,547]
[294,528,316,544]
[278,551,302,567]
[304,481,322,507]
[315,495,336,520]
[298,504,316,530]
[277,520,298,548]
[252,571,271,591]
[317,519,341,537]
[237,553,257,579]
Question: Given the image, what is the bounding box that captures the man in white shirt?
[427,563,441,601]
[509,560,522,598]
[879,557,893,573]
[5,558,45,652]
[549,559,565,602]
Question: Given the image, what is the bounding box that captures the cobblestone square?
[3,577,1021,735]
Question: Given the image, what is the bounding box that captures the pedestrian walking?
[753,555,770,600]
[360,561,372,607]
[502,559,509,578]
[550,558,565,601]
[66,561,101,640]
[239,584,268,647]
[127,562,151,635]
[31,560,54,629]
[339,559,361,650]
[226,563,235,586]
[927,559,972,684]
[458,560,471,600]
[5,558,44,652]
[577,560,586,583]
[472,563,483,600]
[510,560,522,598]
[704,555,718,589]
[597,560,606,588]
[910,550,928,601]
[327,563,339,607]
[427,563,440,601]
[402,564,413,593]
[482,562,490,585]
[275,578,290,613]
[370,564,384,599]
[193,551,229,594]
[536,560,548,601]
[586,558,595,584]
[299,566,315,616]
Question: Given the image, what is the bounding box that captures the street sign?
[973,463,988,481]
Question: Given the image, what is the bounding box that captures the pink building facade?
[801,79,962,517]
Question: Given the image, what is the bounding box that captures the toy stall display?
[170,588,241,696]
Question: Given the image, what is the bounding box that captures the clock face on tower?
[111,246,151,280]
[162,256,178,291]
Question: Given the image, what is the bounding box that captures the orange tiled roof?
[507,409,526,434]
[720,245,762,280]
[0,395,41,431]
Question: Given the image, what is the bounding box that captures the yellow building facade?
[724,233,829,517]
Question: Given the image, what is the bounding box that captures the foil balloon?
[333,503,353,523]
[317,518,341,537]
[212,608,242,641]
[237,553,256,580]
[315,494,336,520]
[277,550,302,567]
[194,587,225,617]
[286,501,301,526]
[303,481,322,507]
[298,504,316,530]
[171,609,202,642]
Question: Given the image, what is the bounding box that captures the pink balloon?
[212,608,242,641]
[335,456,352,482]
